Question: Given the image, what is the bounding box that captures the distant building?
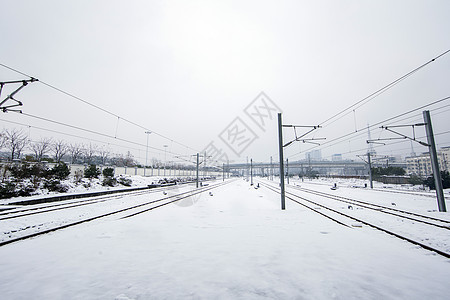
[306,150,322,161]
[405,147,449,176]
[331,154,342,161]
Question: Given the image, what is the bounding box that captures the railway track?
[293,179,440,198]
[291,185,450,229]
[258,180,450,259]
[0,179,234,247]
[0,183,190,221]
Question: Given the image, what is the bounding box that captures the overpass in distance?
[227,160,407,177]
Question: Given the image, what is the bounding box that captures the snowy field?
[0,178,449,299]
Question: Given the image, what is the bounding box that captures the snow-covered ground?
[0,175,197,205]
[0,178,449,299]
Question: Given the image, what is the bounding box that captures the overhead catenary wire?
[0,63,200,154]
[9,111,190,159]
[319,49,450,128]
[0,119,199,166]
[0,118,163,157]
[287,95,450,160]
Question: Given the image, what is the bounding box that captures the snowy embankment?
[0,175,191,206]
[0,179,449,299]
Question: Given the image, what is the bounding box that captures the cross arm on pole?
[366,124,429,147]
[0,77,39,113]
[282,125,325,148]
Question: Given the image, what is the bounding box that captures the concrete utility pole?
[423,110,446,212]
[367,152,373,189]
[250,158,253,185]
[278,113,286,210]
[196,153,200,188]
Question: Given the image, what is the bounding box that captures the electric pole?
[367,152,373,189]
[277,113,324,210]
[250,158,253,185]
[278,113,286,210]
[423,110,446,212]
[196,153,199,188]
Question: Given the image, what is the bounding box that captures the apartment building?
[405,147,450,176]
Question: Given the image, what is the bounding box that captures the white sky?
[1,0,449,165]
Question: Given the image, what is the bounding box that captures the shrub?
[9,163,33,179]
[84,165,100,179]
[102,167,115,178]
[49,162,71,180]
[0,181,16,199]
[408,175,423,185]
[117,177,132,186]
[372,166,406,176]
[102,177,117,187]
[424,171,450,190]
[44,179,69,193]
[15,181,36,197]
[31,163,48,179]
[9,163,48,180]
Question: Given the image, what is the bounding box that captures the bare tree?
[152,158,161,168]
[83,143,98,164]
[98,146,110,165]
[124,151,136,167]
[30,137,52,162]
[3,128,28,160]
[68,143,83,164]
[0,130,6,149]
[53,139,68,163]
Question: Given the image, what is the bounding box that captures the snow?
[1,178,450,299]
[0,175,197,205]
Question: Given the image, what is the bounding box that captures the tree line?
[0,127,153,167]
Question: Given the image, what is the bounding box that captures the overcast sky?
[1,0,449,166]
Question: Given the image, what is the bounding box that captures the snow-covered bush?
[84,165,100,179]
[102,167,114,178]
[0,181,16,199]
[44,179,69,193]
[117,177,132,186]
[102,177,117,187]
[15,181,36,197]
[9,163,47,180]
[49,162,71,180]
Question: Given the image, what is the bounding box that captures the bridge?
[227,160,407,176]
